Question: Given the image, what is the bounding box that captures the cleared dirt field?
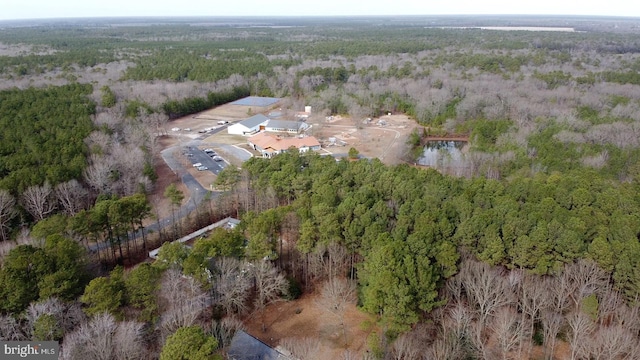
[306,114,417,165]
[244,292,377,359]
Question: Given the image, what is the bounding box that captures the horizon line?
[2,14,640,22]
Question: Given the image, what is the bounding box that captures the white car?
[171,127,180,132]
[213,156,223,162]
[204,148,214,153]
[192,162,202,167]
[197,166,208,171]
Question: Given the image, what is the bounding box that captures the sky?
[2,0,640,21]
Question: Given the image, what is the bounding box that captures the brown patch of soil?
[243,293,376,359]
[146,136,187,224]
[529,341,571,360]
[309,114,418,165]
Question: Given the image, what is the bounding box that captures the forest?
[2,15,640,359]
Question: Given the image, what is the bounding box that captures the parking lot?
[184,146,227,175]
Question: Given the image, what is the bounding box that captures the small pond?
[417,140,466,167]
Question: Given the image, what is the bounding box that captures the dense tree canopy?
[0,83,94,194]
[0,234,89,313]
[160,325,221,360]
[235,151,640,330]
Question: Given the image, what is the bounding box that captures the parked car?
[196,166,208,171]
[204,148,214,153]
[213,156,223,162]
[192,162,202,167]
[217,121,229,125]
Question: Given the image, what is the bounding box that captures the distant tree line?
[161,86,250,119]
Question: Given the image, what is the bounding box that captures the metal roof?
[239,114,270,128]
[265,119,303,131]
[228,330,289,360]
[231,96,281,107]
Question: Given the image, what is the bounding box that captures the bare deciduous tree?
[62,312,116,360]
[597,287,624,327]
[391,325,431,360]
[515,272,549,359]
[611,301,640,337]
[0,189,16,242]
[548,271,572,314]
[211,316,245,349]
[318,277,357,347]
[445,303,473,349]
[491,307,529,360]
[25,297,69,340]
[588,324,638,360]
[327,243,349,280]
[55,179,88,216]
[112,320,146,360]
[158,268,207,338]
[468,319,492,360]
[425,333,465,360]
[0,314,26,341]
[540,309,564,360]
[211,257,252,315]
[458,259,515,324]
[250,260,288,331]
[84,154,116,195]
[563,259,609,310]
[109,142,147,196]
[568,311,596,360]
[140,111,169,137]
[21,182,56,221]
[62,312,145,360]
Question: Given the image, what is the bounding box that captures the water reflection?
[418,141,466,167]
